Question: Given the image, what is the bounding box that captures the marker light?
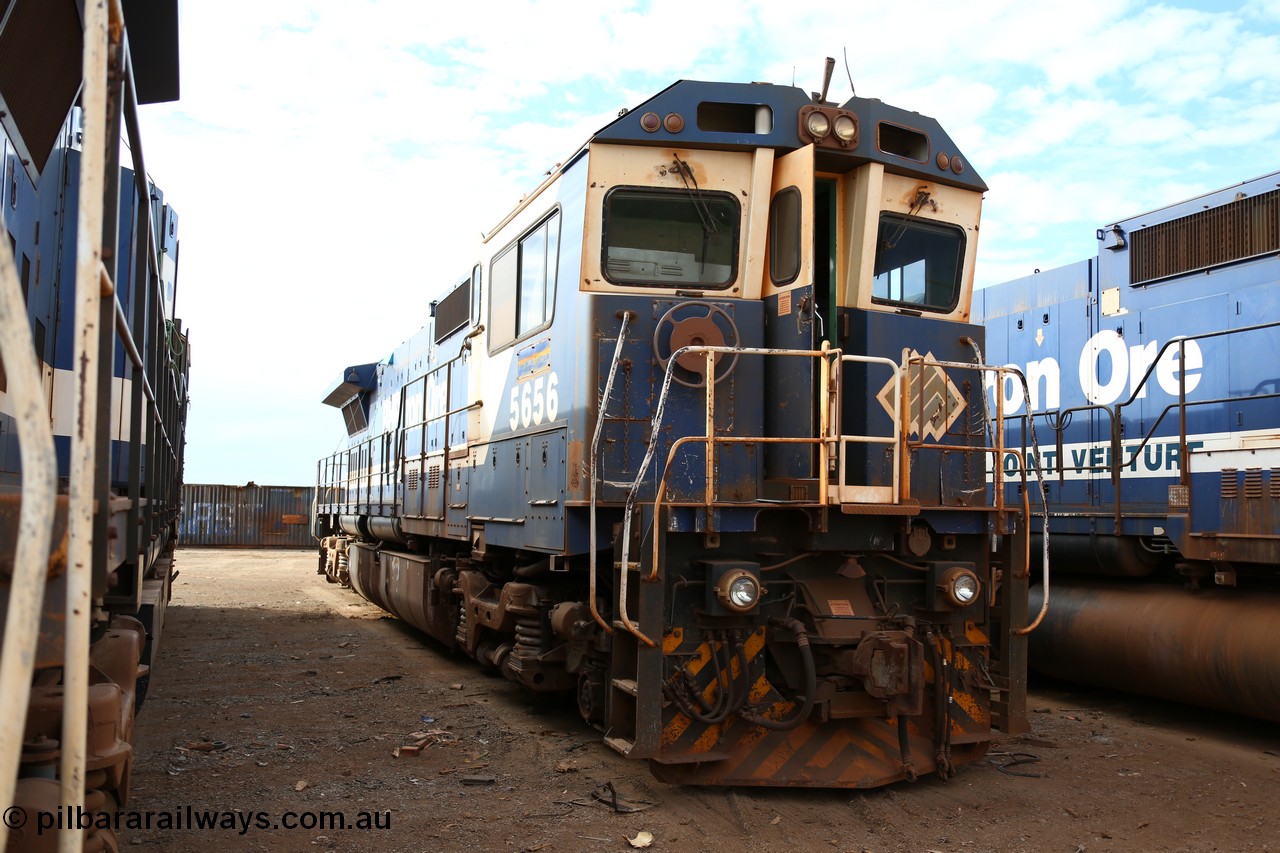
[716,569,762,613]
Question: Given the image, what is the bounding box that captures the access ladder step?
[604,736,636,757]
[611,678,639,696]
[838,501,920,516]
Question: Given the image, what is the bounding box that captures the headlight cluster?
[798,105,859,148]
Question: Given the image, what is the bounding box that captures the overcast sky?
[138,0,1280,486]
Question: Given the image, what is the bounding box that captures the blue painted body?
[976,171,1280,575]
[2,136,181,488]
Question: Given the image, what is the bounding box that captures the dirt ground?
[124,548,1278,852]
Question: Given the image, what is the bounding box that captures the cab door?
[762,146,819,487]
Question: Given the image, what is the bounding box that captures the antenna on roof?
[814,57,836,104]
[843,47,856,98]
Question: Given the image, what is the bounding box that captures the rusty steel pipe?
[1028,580,1280,724]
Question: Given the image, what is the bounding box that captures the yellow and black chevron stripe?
[650,625,993,786]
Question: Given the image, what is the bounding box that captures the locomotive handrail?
[1122,323,1280,495]
[615,343,836,646]
[625,344,1002,639]
[929,351,1049,634]
[60,1,122,847]
[647,434,832,582]
[834,353,904,505]
[112,296,174,453]
[393,399,483,520]
[909,355,1027,512]
[0,190,60,853]
[398,344,469,443]
[996,320,1280,527]
[588,312,632,636]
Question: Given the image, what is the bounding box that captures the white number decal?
[507,370,560,431]
[520,382,532,426]
[532,376,545,425]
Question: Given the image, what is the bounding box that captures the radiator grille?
[1220,468,1238,500]
[1243,468,1263,499]
[406,468,419,491]
[428,464,441,489]
[434,276,471,343]
[1130,188,1280,285]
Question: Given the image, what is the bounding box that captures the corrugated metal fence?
[180,484,315,548]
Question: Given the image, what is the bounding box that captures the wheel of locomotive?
[652,300,740,388]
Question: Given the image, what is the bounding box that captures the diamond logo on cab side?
[877,350,967,441]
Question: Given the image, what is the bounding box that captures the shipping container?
[180,484,315,548]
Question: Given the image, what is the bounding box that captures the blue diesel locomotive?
[0,3,187,850]
[977,171,1280,722]
[316,73,1031,787]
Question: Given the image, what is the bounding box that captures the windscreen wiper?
[672,153,719,236]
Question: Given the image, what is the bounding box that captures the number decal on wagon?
[508,371,559,431]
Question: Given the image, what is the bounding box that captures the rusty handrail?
[834,353,903,504]
[648,434,829,581]
[588,313,632,636]
[615,344,833,645]
[60,2,123,849]
[0,182,59,853]
[957,353,1048,636]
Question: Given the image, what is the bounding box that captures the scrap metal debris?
[988,751,1044,778]
[569,782,657,814]
[395,728,458,757]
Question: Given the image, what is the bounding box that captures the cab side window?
[490,211,560,351]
